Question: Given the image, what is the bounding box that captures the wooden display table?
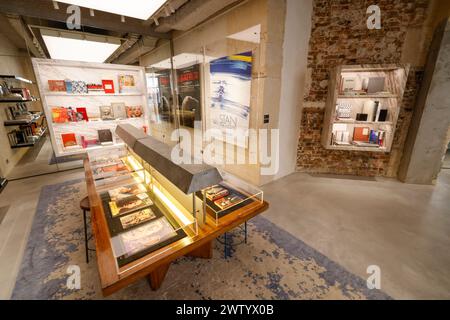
[84,159,269,296]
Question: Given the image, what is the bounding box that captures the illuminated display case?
[88,145,197,269]
[86,124,265,268]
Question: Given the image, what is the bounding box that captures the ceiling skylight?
[57,0,168,20]
[41,30,121,63]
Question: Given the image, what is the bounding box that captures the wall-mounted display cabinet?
[32,58,151,157]
[321,64,410,153]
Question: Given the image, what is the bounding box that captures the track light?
[121,15,125,23]
[52,1,59,10]
[89,8,95,16]
[153,17,160,26]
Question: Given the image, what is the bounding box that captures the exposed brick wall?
[297,0,430,177]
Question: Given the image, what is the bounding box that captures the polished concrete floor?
[0,168,449,299]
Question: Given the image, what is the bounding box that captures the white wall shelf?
[32,58,150,157]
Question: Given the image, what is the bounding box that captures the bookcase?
[32,58,150,157]
[321,64,409,153]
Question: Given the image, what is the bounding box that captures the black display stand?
[0,178,7,193]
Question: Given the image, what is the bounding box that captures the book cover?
[213,194,244,210]
[109,193,153,217]
[48,80,66,92]
[51,107,69,123]
[205,185,229,201]
[99,106,114,120]
[112,102,127,119]
[61,133,77,148]
[76,107,89,121]
[102,80,115,94]
[120,208,156,230]
[93,162,129,177]
[97,129,113,144]
[108,183,148,202]
[118,217,177,257]
[71,81,88,94]
[353,127,370,142]
[118,74,136,93]
[126,106,143,118]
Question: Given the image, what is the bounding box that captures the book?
[71,81,88,94]
[111,102,127,119]
[97,129,113,145]
[213,194,244,210]
[48,80,66,92]
[118,74,136,93]
[99,106,114,120]
[93,162,129,179]
[353,127,370,142]
[126,106,143,118]
[367,77,385,94]
[102,80,115,94]
[61,133,77,148]
[118,217,177,257]
[51,107,69,123]
[205,185,229,201]
[377,109,388,122]
[76,108,89,121]
[341,77,356,93]
[108,183,148,202]
[109,193,153,217]
[120,208,156,230]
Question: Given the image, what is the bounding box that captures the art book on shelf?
[51,107,69,123]
[48,80,66,92]
[109,193,154,217]
[353,127,370,142]
[213,194,244,210]
[61,133,78,148]
[97,129,113,145]
[112,102,127,119]
[76,108,89,121]
[120,208,156,230]
[102,80,115,94]
[118,74,136,93]
[99,105,114,120]
[126,106,143,118]
[108,183,148,202]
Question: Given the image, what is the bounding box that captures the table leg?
[185,241,213,259]
[147,263,171,291]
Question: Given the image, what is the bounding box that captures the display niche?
[321,64,409,153]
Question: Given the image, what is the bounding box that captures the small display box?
[197,170,264,226]
[321,64,409,153]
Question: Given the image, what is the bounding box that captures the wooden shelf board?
[10,127,47,149]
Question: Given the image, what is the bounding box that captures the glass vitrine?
[87,145,197,269]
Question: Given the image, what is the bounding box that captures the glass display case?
[87,145,197,269]
[197,170,264,226]
[87,123,265,269]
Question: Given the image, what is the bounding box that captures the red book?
[353,127,370,142]
[102,80,115,94]
[76,108,89,121]
[61,133,77,148]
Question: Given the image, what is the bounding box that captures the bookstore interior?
[0,0,449,302]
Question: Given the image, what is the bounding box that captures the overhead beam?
[0,0,171,39]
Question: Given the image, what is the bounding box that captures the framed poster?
[209,51,252,148]
[177,64,201,128]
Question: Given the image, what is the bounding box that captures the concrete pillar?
[399,18,450,184]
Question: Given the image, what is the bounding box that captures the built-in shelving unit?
[10,127,47,149]
[31,58,151,157]
[321,64,410,153]
[0,75,34,84]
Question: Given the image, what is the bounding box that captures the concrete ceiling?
[0,0,245,65]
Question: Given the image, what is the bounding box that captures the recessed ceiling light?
[57,0,168,20]
[41,30,121,63]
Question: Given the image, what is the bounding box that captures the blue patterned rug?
[12,179,391,300]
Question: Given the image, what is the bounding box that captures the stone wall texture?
[297,0,430,177]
